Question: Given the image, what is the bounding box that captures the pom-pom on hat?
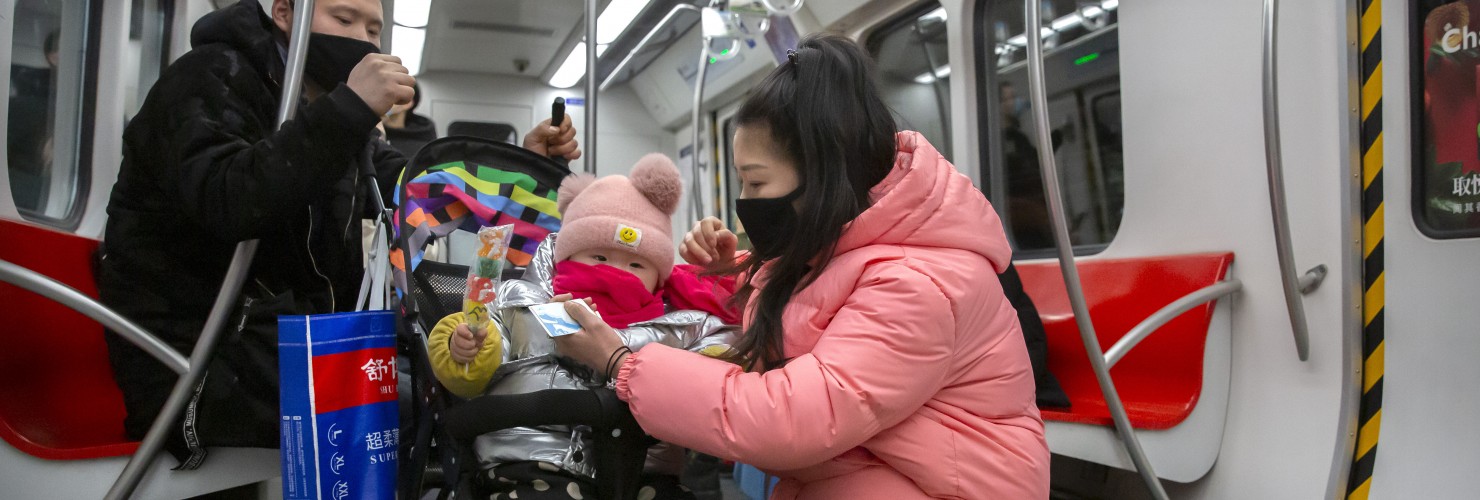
[554,153,682,281]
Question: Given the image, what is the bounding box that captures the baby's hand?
[680,217,738,269]
[448,323,487,365]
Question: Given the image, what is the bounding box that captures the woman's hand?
[549,295,629,378]
[448,323,486,365]
[680,217,738,269]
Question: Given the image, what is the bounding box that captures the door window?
[976,0,1124,254]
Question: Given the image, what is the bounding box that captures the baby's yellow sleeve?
[426,313,503,399]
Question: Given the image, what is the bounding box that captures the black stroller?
[388,137,656,499]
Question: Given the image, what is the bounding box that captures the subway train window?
[124,0,173,123]
[7,0,96,225]
[868,3,952,161]
[976,0,1122,254]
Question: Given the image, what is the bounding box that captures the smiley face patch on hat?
[615,224,643,248]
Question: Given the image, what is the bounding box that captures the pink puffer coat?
[614,132,1050,499]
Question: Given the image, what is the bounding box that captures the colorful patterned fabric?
[392,160,563,292]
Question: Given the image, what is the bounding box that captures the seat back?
[0,218,138,459]
[1015,252,1234,429]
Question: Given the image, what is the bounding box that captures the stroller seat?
[393,137,656,500]
[411,259,527,330]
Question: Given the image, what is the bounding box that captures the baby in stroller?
[426,154,739,499]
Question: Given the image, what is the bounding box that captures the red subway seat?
[1016,253,1234,430]
[0,218,139,460]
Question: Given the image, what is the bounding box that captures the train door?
[1365,1,1480,497]
[962,0,1363,498]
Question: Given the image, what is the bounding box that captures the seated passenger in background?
[383,81,438,157]
[427,155,738,500]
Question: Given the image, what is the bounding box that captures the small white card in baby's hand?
[529,301,598,338]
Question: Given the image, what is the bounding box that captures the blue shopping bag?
[278,311,399,500]
[279,216,398,500]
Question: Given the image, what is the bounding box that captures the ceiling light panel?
[392,25,426,75]
[396,0,433,28]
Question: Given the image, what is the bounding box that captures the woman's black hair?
[726,33,898,371]
[410,81,422,111]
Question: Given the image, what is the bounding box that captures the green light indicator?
[709,57,717,64]
[1074,53,1101,65]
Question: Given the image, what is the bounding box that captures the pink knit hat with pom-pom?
[554,153,682,281]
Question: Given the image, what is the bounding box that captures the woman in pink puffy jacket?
[555,33,1050,499]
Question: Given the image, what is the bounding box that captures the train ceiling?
[417,0,700,85]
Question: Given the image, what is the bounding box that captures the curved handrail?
[0,259,188,375]
[1104,279,1243,369]
[1023,1,1168,499]
[598,4,702,92]
[1262,0,1325,362]
[105,0,316,497]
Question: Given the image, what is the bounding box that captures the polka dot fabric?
[479,461,695,500]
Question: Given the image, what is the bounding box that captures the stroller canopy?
[392,137,571,292]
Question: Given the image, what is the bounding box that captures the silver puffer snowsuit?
[475,233,737,478]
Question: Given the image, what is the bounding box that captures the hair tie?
[786,49,799,66]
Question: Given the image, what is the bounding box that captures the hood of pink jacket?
[834,131,1012,273]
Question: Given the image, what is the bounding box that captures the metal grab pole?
[690,41,711,222]
[1023,2,1168,499]
[599,4,701,91]
[1262,0,1323,361]
[105,0,315,497]
[1103,279,1244,369]
[585,0,599,174]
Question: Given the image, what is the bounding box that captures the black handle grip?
[444,389,607,440]
[549,97,570,167]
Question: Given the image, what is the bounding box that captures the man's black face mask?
[302,33,379,90]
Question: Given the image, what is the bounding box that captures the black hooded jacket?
[98,0,405,443]
[385,112,438,157]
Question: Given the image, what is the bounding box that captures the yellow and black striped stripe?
[1349,0,1384,498]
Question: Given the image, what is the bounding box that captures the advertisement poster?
[1418,1,1480,236]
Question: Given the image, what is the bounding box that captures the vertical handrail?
[104,0,315,497]
[1262,0,1324,362]
[598,4,702,92]
[1023,2,1169,499]
[585,0,599,174]
[690,39,711,222]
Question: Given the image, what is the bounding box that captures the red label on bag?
[310,347,399,414]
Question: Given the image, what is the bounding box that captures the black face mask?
[302,33,380,90]
[735,188,802,257]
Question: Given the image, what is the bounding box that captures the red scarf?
[666,264,741,325]
[553,261,665,329]
[551,262,742,328]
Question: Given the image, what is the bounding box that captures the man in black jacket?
[98,0,579,466]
